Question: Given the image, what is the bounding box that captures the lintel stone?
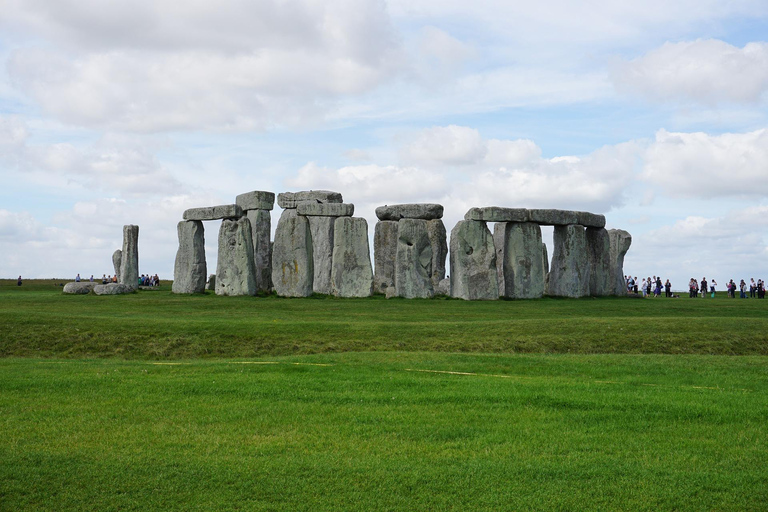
[183,204,243,221]
[576,211,606,229]
[527,209,579,226]
[297,202,354,217]
[235,191,275,211]
[375,203,443,221]
[465,207,528,223]
[277,190,343,209]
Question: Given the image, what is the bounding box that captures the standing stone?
[542,243,549,275]
[608,229,632,296]
[450,220,498,300]
[216,217,257,296]
[546,224,590,298]
[206,274,216,290]
[272,212,314,297]
[373,220,398,295]
[395,219,434,298]
[246,209,272,293]
[119,225,139,290]
[112,249,122,282]
[494,222,546,299]
[331,217,373,297]
[427,219,448,290]
[172,220,207,294]
[308,216,335,294]
[587,227,612,297]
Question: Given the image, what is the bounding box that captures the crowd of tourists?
[139,274,160,287]
[624,276,765,299]
[72,273,160,286]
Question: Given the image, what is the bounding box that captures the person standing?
[750,278,756,298]
[710,279,717,298]
[17,276,22,286]
[75,273,81,282]
[700,277,707,298]
[641,278,647,297]
[665,279,671,297]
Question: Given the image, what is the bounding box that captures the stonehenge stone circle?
[376,203,444,221]
[450,220,499,300]
[373,220,398,294]
[172,220,207,294]
[546,224,590,298]
[63,282,98,294]
[277,190,342,209]
[586,227,612,297]
[465,207,528,223]
[427,219,448,290]
[608,229,632,295]
[216,217,257,296]
[112,249,122,282]
[183,204,243,221]
[235,190,275,211]
[395,219,434,298]
[272,211,314,297]
[246,209,272,293]
[119,225,139,290]
[308,215,336,295]
[494,222,546,299]
[296,202,354,217]
[331,217,373,297]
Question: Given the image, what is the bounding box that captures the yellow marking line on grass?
[405,369,520,379]
[150,363,190,365]
[228,362,334,367]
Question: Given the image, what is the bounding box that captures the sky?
[0,0,767,291]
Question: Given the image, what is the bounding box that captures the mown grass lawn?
[1,280,767,510]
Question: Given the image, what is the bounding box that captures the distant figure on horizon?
[89,275,94,282]
[700,277,707,298]
[75,273,81,282]
[665,279,671,297]
[17,276,22,286]
[710,279,717,298]
[750,278,756,298]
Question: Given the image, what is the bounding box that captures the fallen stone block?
[94,283,134,295]
[216,217,257,296]
[63,282,97,294]
[373,220,398,294]
[376,203,444,221]
[450,220,498,300]
[183,204,243,221]
[172,220,207,294]
[546,224,590,297]
[395,219,434,298]
[527,209,579,226]
[277,190,343,209]
[331,217,373,297]
[465,207,528,223]
[235,190,275,211]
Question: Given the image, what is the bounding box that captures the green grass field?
[1,280,767,510]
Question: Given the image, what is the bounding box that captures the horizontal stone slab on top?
[235,190,275,211]
[183,204,243,221]
[464,207,528,223]
[296,202,354,217]
[527,209,579,226]
[375,203,443,221]
[277,190,343,209]
[575,211,606,229]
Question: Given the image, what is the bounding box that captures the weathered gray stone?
[542,243,549,275]
[427,219,448,290]
[528,209,579,226]
[436,278,450,296]
[119,225,139,290]
[450,220,498,300]
[246,209,272,292]
[206,274,216,290]
[373,221,398,295]
[297,203,354,217]
[494,222,546,299]
[183,204,243,221]
[376,204,444,221]
[272,212,314,297]
[465,207,528,223]
[395,219,434,298]
[63,282,96,294]
[331,217,373,297]
[277,190,343,209]
[172,220,207,294]
[216,217,257,296]
[93,283,134,295]
[587,227,612,296]
[576,211,606,229]
[112,249,122,282]
[307,216,335,294]
[546,224,590,298]
[236,190,275,211]
[608,229,632,296]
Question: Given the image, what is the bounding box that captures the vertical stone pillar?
[331,217,373,297]
[216,217,257,296]
[112,249,122,282]
[119,225,139,290]
[546,224,590,298]
[246,209,272,293]
[427,219,447,290]
[172,220,207,294]
[395,219,433,298]
[271,210,314,297]
[587,227,612,296]
[608,229,632,296]
[307,216,335,295]
[450,220,498,300]
[373,220,398,295]
[494,222,546,299]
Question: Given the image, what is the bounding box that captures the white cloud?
[401,125,487,165]
[613,39,768,105]
[642,128,768,198]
